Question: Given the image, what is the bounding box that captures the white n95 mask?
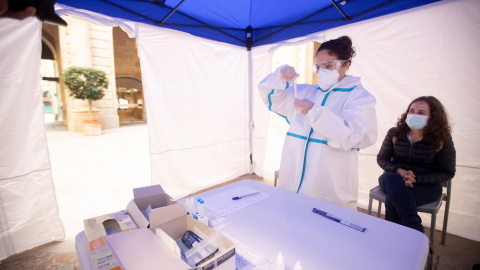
[405,114,428,130]
[317,69,340,91]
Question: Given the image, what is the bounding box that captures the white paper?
[222,233,272,270]
[202,186,271,216]
[235,243,272,270]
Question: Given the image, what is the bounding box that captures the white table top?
[76,179,428,270]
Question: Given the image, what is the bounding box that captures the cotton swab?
[294,81,298,99]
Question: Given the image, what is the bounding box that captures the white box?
[84,210,138,270]
[154,204,236,270]
[126,184,177,231]
[104,229,190,270]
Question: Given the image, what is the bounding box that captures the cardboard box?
[154,203,236,270]
[104,229,190,270]
[126,184,177,231]
[84,210,138,270]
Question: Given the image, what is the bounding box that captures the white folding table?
[76,179,428,269]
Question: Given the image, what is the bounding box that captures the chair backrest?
[416,178,451,214]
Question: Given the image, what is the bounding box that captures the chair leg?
[441,201,450,245]
[377,201,382,218]
[429,214,437,254]
[368,197,373,215]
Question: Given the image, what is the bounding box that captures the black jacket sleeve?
[415,137,456,184]
[377,127,401,173]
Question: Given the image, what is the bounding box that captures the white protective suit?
[258,65,377,210]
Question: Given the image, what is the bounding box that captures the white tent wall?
[0,18,65,259]
[135,23,271,199]
[316,0,480,241]
[251,47,274,178]
[55,5,272,202]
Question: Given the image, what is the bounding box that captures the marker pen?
[312,208,366,232]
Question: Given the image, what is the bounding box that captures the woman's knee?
[379,172,404,192]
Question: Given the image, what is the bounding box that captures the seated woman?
[377,96,456,233]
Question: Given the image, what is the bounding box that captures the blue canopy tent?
[57,0,440,48]
[2,0,480,261]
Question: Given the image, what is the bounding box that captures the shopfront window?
[116,77,144,122]
[41,40,62,123]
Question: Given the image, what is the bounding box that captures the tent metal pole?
[99,0,245,45]
[330,0,351,20]
[99,0,157,23]
[246,25,254,172]
[253,4,333,44]
[158,0,187,25]
[247,50,253,173]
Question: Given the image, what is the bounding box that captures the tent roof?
[57,0,441,48]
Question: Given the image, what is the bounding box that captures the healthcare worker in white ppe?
[258,36,377,210]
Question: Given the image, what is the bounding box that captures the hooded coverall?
[258,65,378,210]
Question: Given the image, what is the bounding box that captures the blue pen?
[312,208,366,232]
[232,192,259,200]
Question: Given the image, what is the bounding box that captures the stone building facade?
[41,16,316,131]
[41,16,144,132]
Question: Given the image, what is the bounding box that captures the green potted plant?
[62,66,108,135]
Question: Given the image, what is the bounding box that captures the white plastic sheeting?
[317,0,480,241]
[0,18,65,259]
[134,24,272,199]
[53,6,273,199]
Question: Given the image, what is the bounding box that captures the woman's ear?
[339,61,351,78]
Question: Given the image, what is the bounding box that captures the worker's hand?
[0,0,36,20]
[279,65,299,82]
[294,98,314,115]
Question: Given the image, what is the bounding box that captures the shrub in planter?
[62,66,108,121]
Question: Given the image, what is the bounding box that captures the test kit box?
[154,203,236,270]
[126,184,177,231]
[83,210,138,270]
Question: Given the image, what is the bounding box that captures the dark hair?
[316,36,356,61]
[395,96,452,149]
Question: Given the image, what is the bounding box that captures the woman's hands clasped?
[396,168,416,188]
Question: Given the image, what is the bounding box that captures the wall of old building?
[57,17,119,132]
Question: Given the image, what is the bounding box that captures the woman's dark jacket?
[377,127,456,185]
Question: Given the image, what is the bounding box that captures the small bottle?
[186,198,192,215]
[198,215,209,226]
[192,197,196,213]
[198,199,205,217]
[294,261,302,270]
[276,252,285,270]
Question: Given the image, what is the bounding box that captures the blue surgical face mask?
[405,114,428,130]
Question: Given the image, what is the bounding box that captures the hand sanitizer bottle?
[294,261,302,270]
[276,252,285,270]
